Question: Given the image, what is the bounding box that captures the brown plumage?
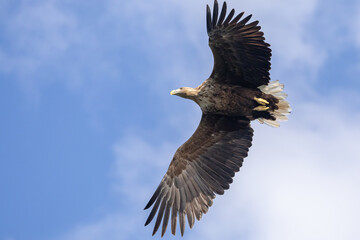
[144,0,291,237]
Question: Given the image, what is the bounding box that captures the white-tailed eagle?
[144,0,291,236]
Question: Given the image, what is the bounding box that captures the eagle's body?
[193,79,278,118]
[144,0,291,237]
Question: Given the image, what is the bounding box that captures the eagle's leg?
[253,106,269,111]
[254,97,269,105]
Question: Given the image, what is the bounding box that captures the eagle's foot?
[253,106,269,111]
[254,97,269,105]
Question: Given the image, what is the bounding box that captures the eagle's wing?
[207,0,271,88]
[144,114,253,236]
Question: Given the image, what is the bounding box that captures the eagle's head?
[170,87,198,99]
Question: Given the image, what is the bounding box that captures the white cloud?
[111,135,177,203]
[192,99,360,240]
[2,0,355,110]
[0,0,79,103]
[230,0,324,73]
[1,0,78,72]
[1,0,326,91]
[107,0,347,96]
[56,91,360,239]
[51,0,360,239]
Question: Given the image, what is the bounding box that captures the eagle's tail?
[257,80,291,127]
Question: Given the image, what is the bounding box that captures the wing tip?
[217,1,227,26]
[212,0,219,27]
[223,8,235,26]
[144,204,151,210]
[206,4,212,33]
[144,216,152,226]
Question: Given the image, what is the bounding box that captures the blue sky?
[1,0,360,239]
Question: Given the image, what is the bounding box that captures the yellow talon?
[253,106,269,111]
[254,97,269,105]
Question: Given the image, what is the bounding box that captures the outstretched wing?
[207,0,272,88]
[144,114,253,236]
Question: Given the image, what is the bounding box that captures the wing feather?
[207,1,272,88]
[212,0,219,27]
[223,8,235,26]
[161,192,172,237]
[179,208,185,236]
[152,194,167,236]
[217,2,227,26]
[144,182,162,210]
[144,114,253,236]
[186,204,194,228]
[144,187,163,226]
[206,5,212,33]
[230,12,244,24]
[170,188,179,235]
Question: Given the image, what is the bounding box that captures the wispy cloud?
[0,0,80,106]
[54,93,360,239]
[191,99,360,239]
[41,0,360,239]
[0,0,327,93]
[0,0,78,74]
[111,135,177,203]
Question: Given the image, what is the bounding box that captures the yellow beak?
[170,90,176,95]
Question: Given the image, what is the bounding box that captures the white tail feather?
[257,80,291,128]
[263,119,280,128]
